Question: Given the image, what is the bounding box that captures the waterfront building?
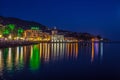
[65,37,78,42]
[24,27,42,41]
[42,32,50,41]
[51,27,64,42]
[51,35,64,42]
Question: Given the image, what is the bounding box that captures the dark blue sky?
[1,0,120,40]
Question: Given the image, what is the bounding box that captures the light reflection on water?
[0,42,103,75]
[100,42,103,62]
[0,49,3,76]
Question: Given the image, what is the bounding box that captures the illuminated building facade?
[24,29,42,41]
[51,35,64,42]
[65,37,78,42]
[42,32,50,41]
[51,27,64,42]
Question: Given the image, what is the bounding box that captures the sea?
[0,42,120,80]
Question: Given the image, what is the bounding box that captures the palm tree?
[0,26,4,37]
[3,29,10,38]
[7,24,15,38]
[17,28,24,37]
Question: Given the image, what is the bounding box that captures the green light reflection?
[30,45,40,71]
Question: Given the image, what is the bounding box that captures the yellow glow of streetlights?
[0,34,2,38]
[8,34,12,39]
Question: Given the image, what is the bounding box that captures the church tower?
[52,26,58,35]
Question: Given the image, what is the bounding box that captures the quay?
[0,40,39,48]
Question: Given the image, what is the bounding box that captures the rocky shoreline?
[0,40,39,48]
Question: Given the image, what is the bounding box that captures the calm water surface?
[0,42,120,80]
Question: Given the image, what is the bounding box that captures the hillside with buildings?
[0,16,48,30]
[0,16,106,42]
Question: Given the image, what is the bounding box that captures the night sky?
[1,0,120,40]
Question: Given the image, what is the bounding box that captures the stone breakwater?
[0,40,39,48]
